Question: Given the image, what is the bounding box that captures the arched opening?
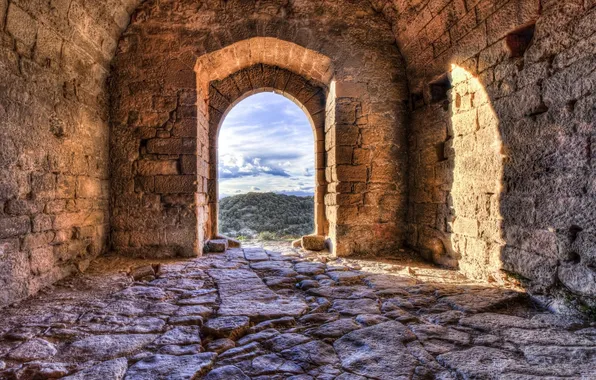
[216,92,316,240]
[203,64,329,243]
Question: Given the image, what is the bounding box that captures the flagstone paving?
[0,241,595,379]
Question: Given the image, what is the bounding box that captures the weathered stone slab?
[408,324,471,345]
[208,269,307,320]
[204,365,250,380]
[437,346,520,378]
[281,340,339,369]
[308,318,361,338]
[460,313,547,331]
[294,262,326,276]
[502,328,596,346]
[154,326,201,345]
[308,285,376,299]
[264,333,311,352]
[124,353,216,379]
[334,321,419,379]
[8,338,57,361]
[332,298,380,315]
[439,288,524,313]
[243,249,269,262]
[203,316,250,339]
[115,286,167,301]
[327,271,363,284]
[63,358,128,380]
[64,334,158,361]
[205,338,236,353]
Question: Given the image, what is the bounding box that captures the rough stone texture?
[207,239,228,253]
[334,321,418,378]
[301,235,327,252]
[62,358,128,380]
[0,0,131,307]
[7,338,57,361]
[124,353,216,380]
[64,334,158,361]
[0,241,594,379]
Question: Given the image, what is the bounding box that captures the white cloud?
[218,93,315,197]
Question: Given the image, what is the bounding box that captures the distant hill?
[219,192,314,239]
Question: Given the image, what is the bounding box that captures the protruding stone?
[158,344,202,356]
[203,365,250,380]
[65,334,158,361]
[130,265,156,281]
[11,362,73,379]
[334,321,419,378]
[154,326,201,345]
[327,271,363,284]
[207,239,228,253]
[63,358,128,380]
[332,298,380,315]
[301,235,327,251]
[124,353,217,379]
[205,338,236,354]
[308,318,361,338]
[281,340,339,369]
[203,316,250,340]
[8,338,57,361]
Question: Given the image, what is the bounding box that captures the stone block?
[451,217,478,237]
[0,216,30,239]
[172,119,197,137]
[77,177,103,199]
[154,175,196,194]
[147,138,195,155]
[56,175,76,199]
[207,239,228,253]
[0,0,6,30]
[35,24,62,66]
[6,4,37,48]
[5,200,41,216]
[486,0,540,45]
[301,235,327,251]
[22,232,54,250]
[336,165,367,183]
[32,214,52,233]
[30,247,54,275]
[180,155,197,174]
[31,173,56,200]
[130,265,156,281]
[137,160,179,176]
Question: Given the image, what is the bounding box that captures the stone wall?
[110,0,409,258]
[378,0,596,309]
[0,0,136,306]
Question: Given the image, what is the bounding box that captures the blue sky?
[218,92,315,198]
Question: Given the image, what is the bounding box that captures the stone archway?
[110,2,410,259]
[204,64,329,240]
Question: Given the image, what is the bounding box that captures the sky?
[218,92,315,199]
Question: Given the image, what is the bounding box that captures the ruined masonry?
[0,0,595,378]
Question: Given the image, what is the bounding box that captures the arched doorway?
[204,65,329,242]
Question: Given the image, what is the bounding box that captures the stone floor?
[0,241,595,379]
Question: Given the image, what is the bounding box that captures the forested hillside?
[219,192,314,239]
